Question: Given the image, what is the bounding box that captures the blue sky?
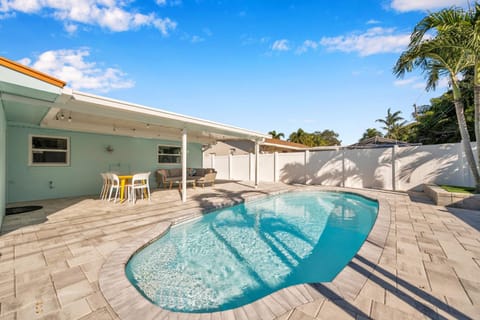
[0,0,471,144]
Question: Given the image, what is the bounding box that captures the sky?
[0,0,473,145]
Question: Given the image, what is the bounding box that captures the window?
[157,145,181,164]
[29,135,70,166]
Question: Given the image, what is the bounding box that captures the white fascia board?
[66,89,270,140]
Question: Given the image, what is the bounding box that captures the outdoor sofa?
[155,168,217,189]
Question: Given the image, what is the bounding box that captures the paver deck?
[1,182,479,319]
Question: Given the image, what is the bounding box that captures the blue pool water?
[126,191,378,313]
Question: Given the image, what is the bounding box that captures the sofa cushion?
[168,168,182,177]
[194,168,215,177]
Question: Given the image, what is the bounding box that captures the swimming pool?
[126,191,378,313]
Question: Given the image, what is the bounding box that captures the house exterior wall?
[204,140,254,156]
[0,102,6,226]
[6,124,203,203]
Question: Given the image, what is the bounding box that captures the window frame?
[29,134,70,166]
[157,144,182,164]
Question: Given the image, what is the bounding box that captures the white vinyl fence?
[203,142,478,191]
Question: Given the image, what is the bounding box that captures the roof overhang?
[2,87,269,144]
[0,56,269,144]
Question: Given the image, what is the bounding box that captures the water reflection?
[126,191,377,313]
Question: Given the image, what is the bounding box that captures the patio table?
[118,174,150,202]
[174,178,196,190]
[118,175,132,202]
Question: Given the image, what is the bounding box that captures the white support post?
[181,129,187,203]
[255,141,259,188]
[342,148,345,187]
[304,150,310,185]
[228,154,233,180]
[274,151,279,183]
[392,145,397,191]
[249,153,254,181]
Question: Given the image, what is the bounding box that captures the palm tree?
[405,5,480,191]
[375,108,406,140]
[268,130,285,140]
[360,128,383,141]
[288,128,307,144]
[394,26,480,191]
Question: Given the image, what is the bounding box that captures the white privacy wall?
[231,155,250,181]
[278,153,305,183]
[204,142,478,191]
[344,148,393,190]
[395,143,477,190]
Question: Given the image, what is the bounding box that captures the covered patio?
[1,182,479,319]
[0,56,269,217]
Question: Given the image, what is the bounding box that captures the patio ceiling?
[1,83,270,145]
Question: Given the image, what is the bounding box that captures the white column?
[304,150,310,185]
[228,154,233,180]
[274,151,279,182]
[249,153,254,181]
[342,148,346,187]
[182,129,187,203]
[392,145,397,191]
[255,141,260,188]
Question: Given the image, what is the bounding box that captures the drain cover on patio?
[6,205,43,215]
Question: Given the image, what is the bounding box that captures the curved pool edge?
[99,186,391,320]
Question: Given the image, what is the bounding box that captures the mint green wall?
[6,124,203,203]
[0,103,6,226]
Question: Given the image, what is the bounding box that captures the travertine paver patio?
[0,182,479,319]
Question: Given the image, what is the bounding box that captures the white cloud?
[191,35,204,43]
[153,17,177,35]
[366,19,380,25]
[394,76,449,90]
[202,27,212,36]
[20,49,135,92]
[64,23,78,34]
[390,0,467,12]
[394,77,419,86]
[272,39,290,51]
[156,0,182,7]
[296,40,319,54]
[412,77,449,90]
[0,0,177,35]
[17,57,31,65]
[0,11,15,19]
[320,27,410,56]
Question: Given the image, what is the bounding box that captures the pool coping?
[98,186,391,320]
